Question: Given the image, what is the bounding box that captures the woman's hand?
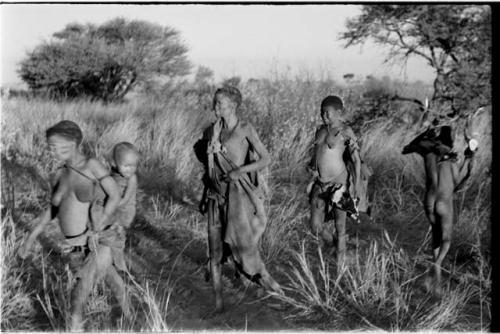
[307,166,319,178]
[223,168,242,182]
[97,213,110,230]
[17,242,30,259]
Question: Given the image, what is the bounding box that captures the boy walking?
[307,96,363,266]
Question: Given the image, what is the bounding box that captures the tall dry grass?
[0,211,173,331]
[1,212,38,330]
[272,234,488,331]
[1,74,491,330]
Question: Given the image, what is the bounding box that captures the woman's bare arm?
[234,123,271,176]
[18,208,53,258]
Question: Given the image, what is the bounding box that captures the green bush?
[18,18,191,102]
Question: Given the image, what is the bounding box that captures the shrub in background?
[18,18,191,102]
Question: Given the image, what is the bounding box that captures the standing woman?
[18,120,129,330]
[195,86,282,312]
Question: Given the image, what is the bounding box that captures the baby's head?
[213,86,242,119]
[46,120,83,162]
[112,142,139,178]
[320,95,344,125]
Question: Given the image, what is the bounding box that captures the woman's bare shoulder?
[239,121,260,138]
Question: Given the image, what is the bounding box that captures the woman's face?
[214,93,236,120]
[47,134,78,163]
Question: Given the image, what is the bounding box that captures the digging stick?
[207,197,223,312]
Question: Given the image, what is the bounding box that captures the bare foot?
[423,274,433,293]
[121,300,132,319]
[69,314,84,332]
[239,274,252,289]
[259,275,283,296]
[423,274,443,298]
[214,298,224,314]
[433,284,443,298]
[336,253,346,273]
[202,304,224,319]
[268,281,284,296]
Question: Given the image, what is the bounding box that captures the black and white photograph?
[0,2,492,331]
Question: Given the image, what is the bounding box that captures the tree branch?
[390,94,425,112]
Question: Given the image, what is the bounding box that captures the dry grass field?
[1,76,491,331]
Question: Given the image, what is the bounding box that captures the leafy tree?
[194,66,214,85]
[192,65,215,95]
[340,5,491,115]
[18,18,191,101]
[222,76,241,88]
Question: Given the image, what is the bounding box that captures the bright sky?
[0,4,435,87]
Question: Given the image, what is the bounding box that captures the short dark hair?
[320,95,344,116]
[213,86,242,109]
[46,120,83,145]
[113,142,139,162]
